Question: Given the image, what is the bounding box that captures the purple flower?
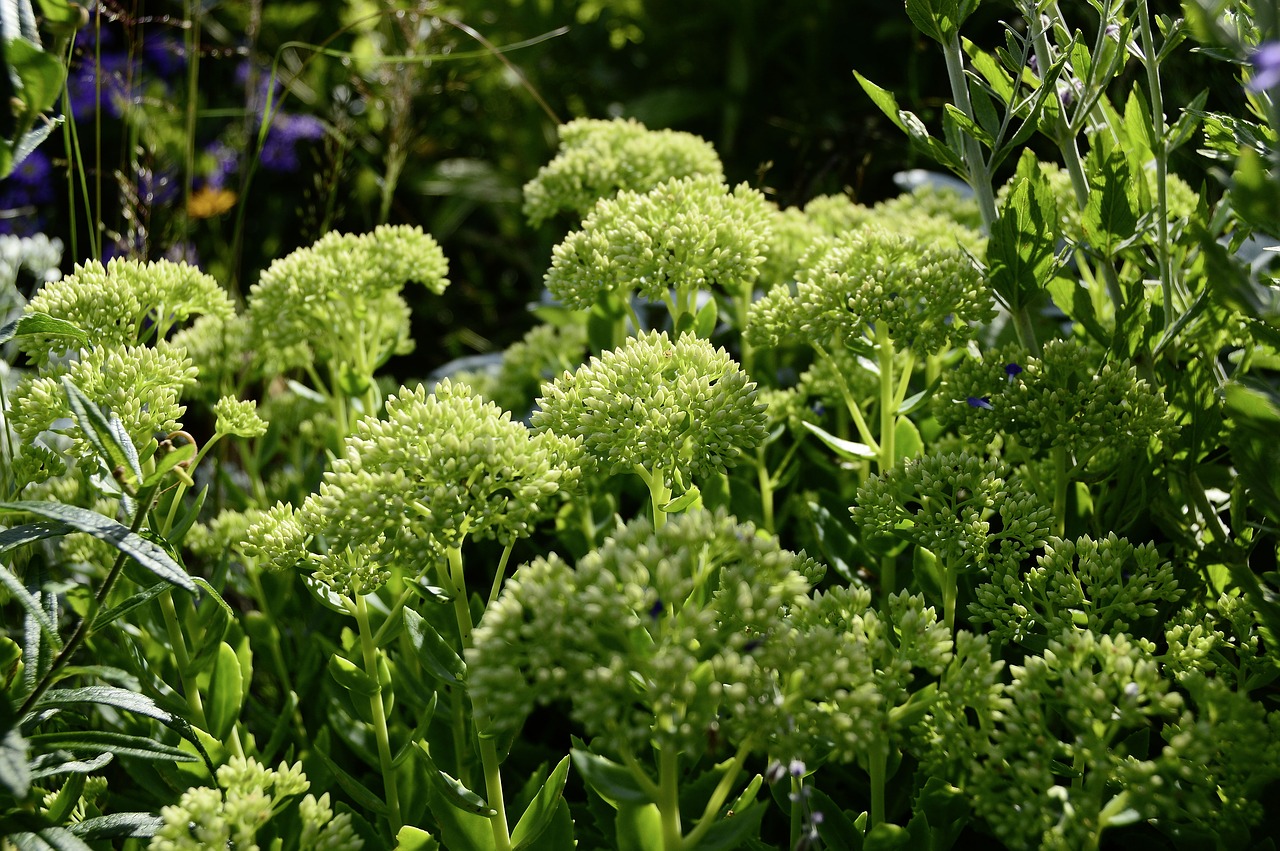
[142,33,186,78]
[204,140,240,190]
[1004,363,1023,377]
[966,396,993,410]
[137,167,178,207]
[1248,42,1280,93]
[65,51,134,118]
[258,113,325,173]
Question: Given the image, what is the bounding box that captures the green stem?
[789,773,803,850]
[942,556,958,634]
[446,546,474,648]
[486,542,516,610]
[941,32,998,229]
[877,325,896,475]
[1052,445,1070,538]
[158,593,206,727]
[814,342,878,452]
[867,739,888,830]
[1136,0,1173,332]
[682,738,756,849]
[756,447,775,534]
[354,594,403,835]
[478,735,513,851]
[658,746,683,851]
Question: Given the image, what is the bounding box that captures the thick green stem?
[354,594,402,835]
[479,735,513,851]
[942,33,998,229]
[756,447,775,534]
[876,325,896,476]
[658,747,683,851]
[159,594,206,727]
[867,739,889,830]
[446,546,474,648]
[942,557,958,634]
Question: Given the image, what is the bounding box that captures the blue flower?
[259,113,325,173]
[1248,41,1280,92]
[966,396,993,410]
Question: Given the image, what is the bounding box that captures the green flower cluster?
[852,451,1052,578]
[533,331,766,485]
[522,117,724,225]
[937,338,1172,458]
[245,224,449,377]
[971,533,1181,646]
[467,509,823,758]
[149,757,361,851]
[247,380,581,595]
[18,258,232,364]
[452,321,589,416]
[748,226,993,357]
[544,175,772,313]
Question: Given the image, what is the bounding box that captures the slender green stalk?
[941,33,998,229]
[1136,0,1174,332]
[353,594,403,836]
[658,746,683,851]
[682,738,757,849]
[486,542,516,609]
[158,593,206,727]
[478,736,513,851]
[867,738,889,829]
[813,342,878,452]
[788,773,803,850]
[1052,444,1070,538]
[876,324,896,476]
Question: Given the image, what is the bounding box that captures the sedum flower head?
[149,757,361,851]
[545,174,772,311]
[9,342,197,462]
[937,338,1173,458]
[747,226,993,357]
[250,380,582,595]
[467,509,822,757]
[245,224,449,376]
[523,117,724,225]
[20,257,233,364]
[169,312,254,401]
[213,396,268,438]
[970,533,1181,647]
[532,330,767,483]
[851,451,1052,578]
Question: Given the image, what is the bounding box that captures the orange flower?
[187,186,236,218]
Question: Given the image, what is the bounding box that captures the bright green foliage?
[249,380,582,594]
[970,533,1181,646]
[10,342,197,461]
[467,509,822,757]
[149,757,361,851]
[245,224,449,377]
[937,338,1173,458]
[544,174,772,313]
[522,117,724,225]
[852,452,1052,579]
[1164,592,1280,692]
[532,330,767,483]
[18,258,233,364]
[747,226,993,357]
[169,313,254,401]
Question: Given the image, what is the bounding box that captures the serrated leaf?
[0,562,61,649]
[0,313,87,348]
[987,149,1059,311]
[403,609,466,686]
[0,502,194,592]
[1082,150,1139,258]
[511,755,571,849]
[395,825,439,851]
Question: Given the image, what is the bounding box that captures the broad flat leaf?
[800,420,877,461]
[205,642,243,741]
[403,609,466,686]
[68,813,163,840]
[615,802,663,851]
[511,755,571,849]
[571,742,652,805]
[62,379,142,488]
[1082,150,1140,258]
[0,502,194,592]
[426,784,496,851]
[0,520,73,554]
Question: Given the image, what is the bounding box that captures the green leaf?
[0,313,87,348]
[0,562,61,649]
[863,822,911,851]
[0,695,31,799]
[205,642,243,740]
[693,801,766,850]
[328,654,381,698]
[90,582,170,631]
[801,420,877,461]
[511,755,571,849]
[0,520,72,555]
[67,813,163,840]
[403,608,467,686]
[987,149,1059,311]
[26,731,197,762]
[395,825,439,851]
[615,802,664,851]
[661,486,702,515]
[854,72,908,135]
[29,750,114,780]
[1082,150,1140,258]
[892,417,923,464]
[62,378,142,489]
[571,743,653,805]
[142,442,196,489]
[810,789,861,848]
[5,37,65,115]
[25,827,93,851]
[0,502,195,592]
[31,686,177,725]
[426,783,496,851]
[942,103,994,150]
[310,729,390,816]
[418,744,496,817]
[694,297,718,338]
[1232,148,1280,237]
